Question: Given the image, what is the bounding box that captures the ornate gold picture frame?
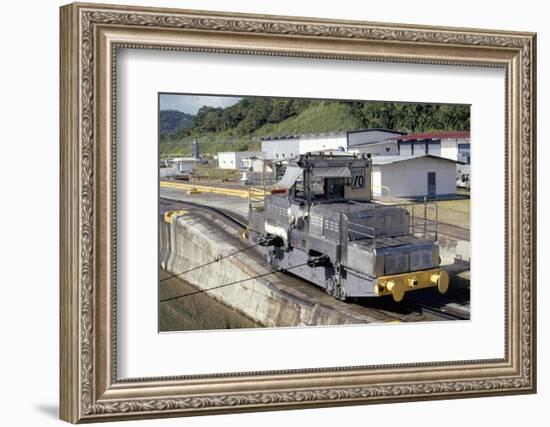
[60,2,536,423]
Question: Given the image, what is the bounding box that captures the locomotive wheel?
[325,277,336,296]
[267,250,280,270]
[325,278,346,301]
[335,284,347,301]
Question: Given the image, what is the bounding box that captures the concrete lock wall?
[159,214,378,327]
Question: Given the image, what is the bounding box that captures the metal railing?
[248,185,269,211]
[240,170,277,187]
[346,200,439,246]
[371,184,392,202]
[190,168,240,183]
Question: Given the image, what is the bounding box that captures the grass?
[378,193,470,229]
[254,102,362,138]
[160,101,363,157]
[430,198,470,229]
[160,134,258,157]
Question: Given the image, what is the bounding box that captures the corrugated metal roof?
[346,128,406,135]
[217,151,264,155]
[386,131,470,141]
[372,154,461,165]
[261,128,406,141]
[351,140,396,148]
[172,157,199,162]
[261,132,345,141]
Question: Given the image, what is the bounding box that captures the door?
[427,172,436,197]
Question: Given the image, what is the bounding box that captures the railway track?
[160,197,470,322]
[161,197,248,228]
[403,297,469,321]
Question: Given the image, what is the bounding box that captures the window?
[325,178,345,199]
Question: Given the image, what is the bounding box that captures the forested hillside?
[159,97,469,156]
[159,110,194,135]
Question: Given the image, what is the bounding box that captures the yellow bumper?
[164,209,188,224]
[374,268,449,302]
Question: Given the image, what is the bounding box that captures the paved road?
[161,186,251,217]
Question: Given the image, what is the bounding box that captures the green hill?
[159,97,469,157]
[254,102,362,137]
[159,110,194,135]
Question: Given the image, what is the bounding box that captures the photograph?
[56,2,537,422]
[158,94,472,332]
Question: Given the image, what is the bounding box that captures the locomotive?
[247,153,449,302]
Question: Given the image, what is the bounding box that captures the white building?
[386,131,470,162]
[261,129,405,160]
[217,151,265,170]
[261,133,346,160]
[347,129,405,148]
[160,157,200,178]
[372,155,458,198]
[240,155,277,185]
[241,155,275,173]
[350,140,399,156]
[172,157,200,173]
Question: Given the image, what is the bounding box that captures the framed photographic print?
[60,2,537,423]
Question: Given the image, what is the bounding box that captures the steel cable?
[159,261,310,303]
[159,241,261,283]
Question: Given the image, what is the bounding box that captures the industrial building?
[240,154,274,172]
[217,151,264,170]
[347,129,406,153]
[260,133,344,160]
[372,155,459,198]
[385,131,470,162]
[159,157,201,179]
[171,157,200,173]
[217,129,469,195]
[260,128,405,160]
[350,140,399,156]
[239,154,276,185]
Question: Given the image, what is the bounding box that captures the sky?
[159,94,242,115]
